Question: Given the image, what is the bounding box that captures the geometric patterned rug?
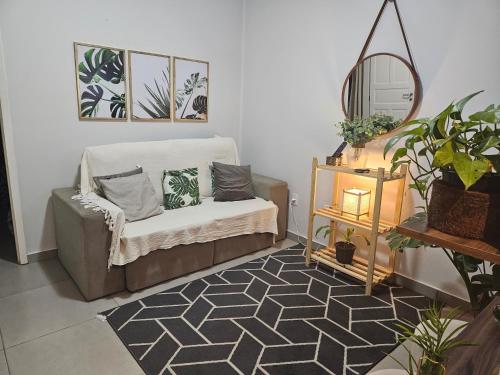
[103,244,430,375]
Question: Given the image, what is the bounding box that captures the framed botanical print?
[74,42,127,121]
[173,57,209,122]
[128,50,172,121]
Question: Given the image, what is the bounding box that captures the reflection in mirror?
[343,53,418,122]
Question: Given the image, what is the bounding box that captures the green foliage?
[386,212,427,252]
[177,72,208,119]
[164,194,185,210]
[80,85,103,117]
[390,304,474,375]
[78,47,126,118]
[384,91,500,310]
[136,70,171,119]
[336,113,400,146]
[315,226,370,246]
[168,175,190,196]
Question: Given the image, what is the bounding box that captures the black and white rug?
[103,244,430,375]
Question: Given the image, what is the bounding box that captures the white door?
[369,55,414,120]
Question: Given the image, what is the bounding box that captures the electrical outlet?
[291,193,299,206]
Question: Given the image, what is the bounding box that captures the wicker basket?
[428,179,500,241]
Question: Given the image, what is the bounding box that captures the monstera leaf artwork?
[74,42,127,120]
[174,57,209,122]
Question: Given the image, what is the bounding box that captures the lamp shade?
[342,188,371,219]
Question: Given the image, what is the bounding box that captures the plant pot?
[428,178,500,244]
[346,144,368,168]
[335,241,356,264]
[441,169,500,193]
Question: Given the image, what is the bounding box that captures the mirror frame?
[341,52,421,125]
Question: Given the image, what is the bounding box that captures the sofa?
[52,137,288,301]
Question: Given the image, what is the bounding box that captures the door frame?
[0,31,28,264]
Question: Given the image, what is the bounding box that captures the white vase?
[346,144,368,168]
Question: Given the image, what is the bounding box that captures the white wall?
[0,0,244,254]
[241,0,500,300]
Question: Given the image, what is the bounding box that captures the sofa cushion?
[100,173,163,222]
[162,167,202,209]
[212,162,255,201]
[93,167,142,196]
[115,197,278,265]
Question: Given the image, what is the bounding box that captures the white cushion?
[113,197,278,265]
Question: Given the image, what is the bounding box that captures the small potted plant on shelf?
[336,113,400,168]
[386,304,473,375]
[384,91,500,311]
[316,226,369,264]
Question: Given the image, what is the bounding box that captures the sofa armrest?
[52,188,124,300]
[252,174,288,241]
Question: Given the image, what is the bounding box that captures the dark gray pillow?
[93,167,143,196]
[212,162,255,201]
[99,173,163,222]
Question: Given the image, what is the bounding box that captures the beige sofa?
[52,138,288,301]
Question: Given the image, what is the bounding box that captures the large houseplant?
[336,113,399,167]
[384,91,500,310]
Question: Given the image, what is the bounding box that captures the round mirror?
[341,53,420,125]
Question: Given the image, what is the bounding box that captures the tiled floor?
[0,239,307,375]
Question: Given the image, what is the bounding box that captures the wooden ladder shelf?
[305,157,408,295]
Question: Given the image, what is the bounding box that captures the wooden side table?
[445,296,500,374]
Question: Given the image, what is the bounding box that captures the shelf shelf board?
[397,220,500,265]
[317,164,405,182]
[314,206,395,234]
[312,247,392,285]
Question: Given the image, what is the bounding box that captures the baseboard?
[286,230,470,309]
[27,248,58,263]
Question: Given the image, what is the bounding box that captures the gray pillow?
[212,162,255,201]
[93,167,143,196]
[99,173,163,222]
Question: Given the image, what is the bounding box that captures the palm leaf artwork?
[177,72,208,119]
[78,48,121,84]
[76,44,126,119]
[136,70,171,119]
[183,168,198,177]
[80,85,104,117]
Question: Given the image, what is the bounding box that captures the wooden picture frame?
[128,50,172,122]
[173,57,209,122]
[73,42,128,121]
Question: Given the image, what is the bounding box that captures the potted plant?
[316,226,369,264]
[384,91,500,310]
[387,304,473,375]
[336,113,400,168]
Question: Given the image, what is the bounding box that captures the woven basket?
[428,179,500,241]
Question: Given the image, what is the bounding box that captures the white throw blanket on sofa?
[74,137,278,268]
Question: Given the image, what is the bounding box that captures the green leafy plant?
[390,304,473,375]
[336,113,400,146]
[78,47,126,118]
[316,226,370,246]
[384,91,500,310]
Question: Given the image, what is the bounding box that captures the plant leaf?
[110,94,126,118]
[432,142,454,167]
[80,85,103,117]
[449,91,484,120]
[452,152,489,190]
[79,48,122,84]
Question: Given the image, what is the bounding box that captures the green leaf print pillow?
[162,167,202,209]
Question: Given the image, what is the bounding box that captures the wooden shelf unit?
[305,157,408,295]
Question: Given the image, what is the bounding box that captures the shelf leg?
[306,157,319,267]
[365,167,385,295]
